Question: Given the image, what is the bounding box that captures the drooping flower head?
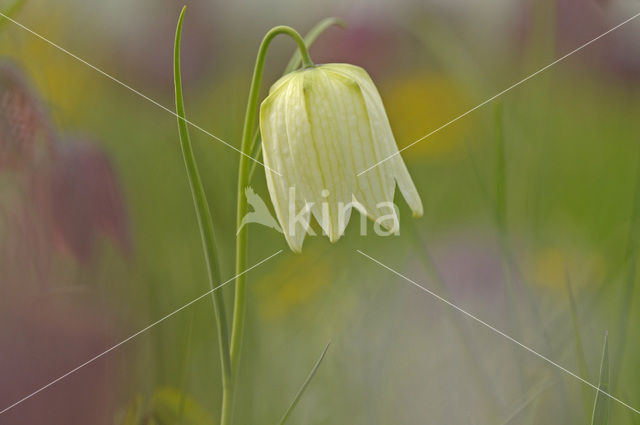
[260,63,422,252]
[0,62,53,171]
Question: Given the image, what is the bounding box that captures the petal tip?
[287,239,304,253]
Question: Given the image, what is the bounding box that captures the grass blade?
[277,341,331,425]
[591,332,610,425]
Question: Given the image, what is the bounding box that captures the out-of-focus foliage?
[1,0,640,424]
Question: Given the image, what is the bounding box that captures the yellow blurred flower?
[382,73,473,159]
[253,245,332,320]
[525,245,604,290]
[2,15,105,119]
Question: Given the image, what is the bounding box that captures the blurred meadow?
[1,0,640,423]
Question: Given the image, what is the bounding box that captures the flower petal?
[299,69,356,241]
[260,77,310,252]
[327,63,423,217]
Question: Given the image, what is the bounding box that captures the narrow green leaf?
[591,332,610,425]
[277,341,331,425]
[174,3,232,400]
[247,17,344,182]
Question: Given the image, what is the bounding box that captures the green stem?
[229,25,312,424]
[173,6,232,422]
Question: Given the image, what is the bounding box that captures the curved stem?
[247,17,344,182]
[229,25,311,424]
[284,17,343,73]
[174,6,232,422]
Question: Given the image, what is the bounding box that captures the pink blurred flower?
[0,62,53,171]
[0,62,131,286]
[429,231,507,304]
[311,15,400,77]
[0,63,128,424]
[555,0,607,54]
[47,137,131,264]
[516,0,640,81]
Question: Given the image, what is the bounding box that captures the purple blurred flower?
[429,231,507,303]
[555,0,607,54]
[516,0,640,80]
[47,137,131,264]
[0,62,131,285]
[311,15,400,77]
[0,62,53,171]
[404,230,512,325]
[0,63,128,424]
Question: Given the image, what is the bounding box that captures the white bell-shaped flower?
[260,63,423,252]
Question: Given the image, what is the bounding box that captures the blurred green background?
[1,0,640,423]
